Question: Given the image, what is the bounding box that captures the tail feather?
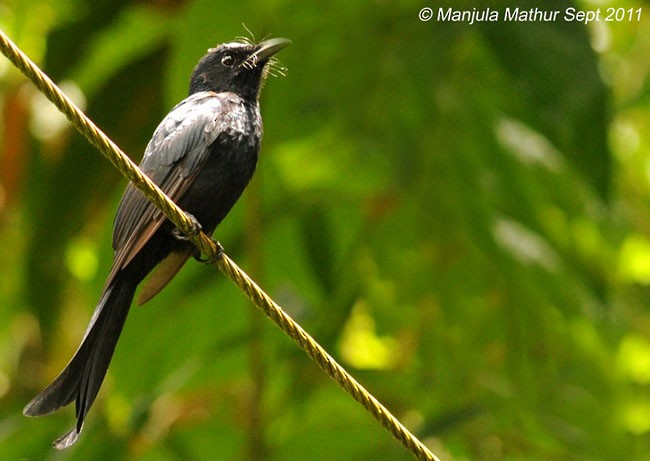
[23,272,137,448]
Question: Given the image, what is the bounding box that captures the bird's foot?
[193,240,224,264]
[172,212,202,241]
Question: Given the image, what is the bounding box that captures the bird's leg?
[172,212,202,241]
[171,213,223,264]
[193,240,224,264]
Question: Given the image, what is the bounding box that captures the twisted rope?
[0,30,440,461]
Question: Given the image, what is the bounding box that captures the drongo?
[24,37,290,449]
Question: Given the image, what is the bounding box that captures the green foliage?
[1,0,650,459]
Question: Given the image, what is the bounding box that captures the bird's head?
[189,37,291,101]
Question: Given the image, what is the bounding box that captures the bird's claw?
[193,240,224,264]
[172,213,222,264]
[172,213,202,241]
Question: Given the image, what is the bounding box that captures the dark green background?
[1,0,650,459]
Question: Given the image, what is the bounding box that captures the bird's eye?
[221,55,235,67]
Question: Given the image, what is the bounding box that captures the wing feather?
[105,91,227,288]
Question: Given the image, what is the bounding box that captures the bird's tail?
[23,271,137,449]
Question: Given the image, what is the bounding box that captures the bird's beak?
[249,38,292,63]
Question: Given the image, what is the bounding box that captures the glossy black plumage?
[23,38,290,449]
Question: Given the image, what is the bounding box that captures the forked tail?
[23,271,137,449]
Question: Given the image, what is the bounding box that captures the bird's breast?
[216,97,263,147]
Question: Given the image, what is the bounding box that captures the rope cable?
[0,30,440,461]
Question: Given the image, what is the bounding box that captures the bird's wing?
[136,250,193,305]
[105,91,228,290]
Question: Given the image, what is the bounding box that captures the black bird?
[23,37,290,449]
